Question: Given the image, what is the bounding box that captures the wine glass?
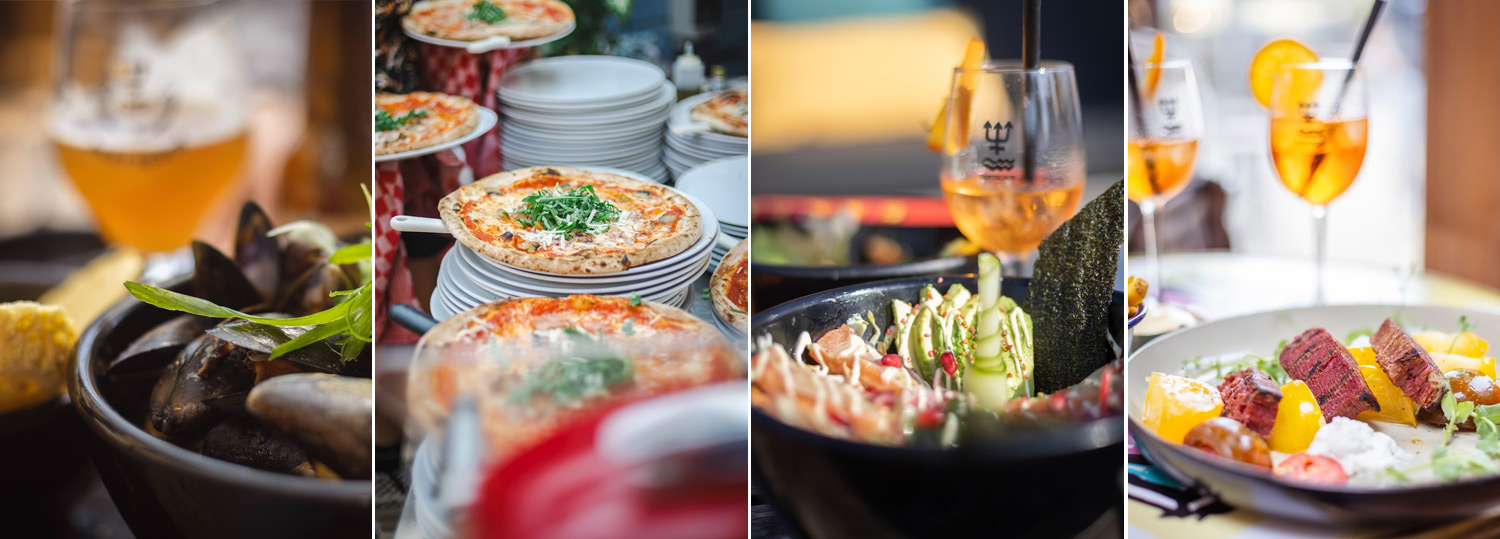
[940,60,1086,277]
[1268,61,1368,305]
[1128,60,1201,311]
[48,0,249,257]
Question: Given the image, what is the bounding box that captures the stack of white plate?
[665,91,748,179]
[674,156,748,267]
[429,193,719,320]
[498,56,672,182]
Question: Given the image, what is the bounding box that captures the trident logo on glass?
[983,121,1013,154]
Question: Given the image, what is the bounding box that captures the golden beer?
[940,172,1084,254]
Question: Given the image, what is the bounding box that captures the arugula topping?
[376,109,428,132]
[509,330,632,405]
[467,0,507,24]
[628,293,642,306]
[514,185,621,235]
[125,186,377,363]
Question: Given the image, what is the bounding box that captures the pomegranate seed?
[940,351,957,376]
[881,354,903,367]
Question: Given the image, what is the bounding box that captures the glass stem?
[998,250,1034,278]
[1138,199,1162,307]
[1311,204,1328,306]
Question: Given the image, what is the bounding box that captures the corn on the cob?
[0,301,79,413]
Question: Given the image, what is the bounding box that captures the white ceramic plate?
[1129,304,1500,520]
[500,84,673,127]
[401,20,576,51]
[498,56,665,105]
[500,127,659,153]
[451,247,709,298]
[499,77,663,113]
[374,106,497,163]
[668,91,748,146]
[674,156,748,228]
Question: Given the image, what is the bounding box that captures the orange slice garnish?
[1144,32,1165,98]
[926,38,986,154]
[1249,39,1320,109]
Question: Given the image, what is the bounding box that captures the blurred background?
[1126,0,1500,323]
[750,0,1122,197]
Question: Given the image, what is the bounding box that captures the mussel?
[148,334,256,436]
[235,202,282,303]
[247,374,373,480]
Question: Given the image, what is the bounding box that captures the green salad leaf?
[467,0,508,24]
[513,185,621,235]
[375,109,427,132]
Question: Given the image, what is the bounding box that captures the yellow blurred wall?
[750,8,981,153]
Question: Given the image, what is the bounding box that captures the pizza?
[408,295,744,457]
[690,89,748,137]
[439,167,703,274]
[375,92,478,156]
[710,238,749,333]
[403,0,574,42]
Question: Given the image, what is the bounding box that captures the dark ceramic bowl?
[751,275,1124,538]
[750,226,974,311]
[70,278,370,539]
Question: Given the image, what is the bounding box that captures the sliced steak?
[1372,318,1447,408]
[1279,328,1380,419]
[1217,369,1282,437]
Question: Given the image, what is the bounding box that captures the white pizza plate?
[503,120,664,142]
[501,137,657,162]
[499,84,673,127]
[439,262,696,309]
[498,56,665,106]
[499,76,664,113]
[664,134,742,162]
[504,149,661,171]
[449,235,713,291]
[402,19,576,53]
[446,248,709,299]
[374,106,498,163]
[668,91,748,146]
[666,130,748,153]
[500,126,660,153]
[674,156,748,228]
[1129,304,1500,524]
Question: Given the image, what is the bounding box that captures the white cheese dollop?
[1306,417,1413,486]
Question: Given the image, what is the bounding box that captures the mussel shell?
[246,374,372,480]
[148,334,256,436]
[201,416,312,475]
[192,241,263,311]
[235,202,282,304]
[207,319,350,375]
[275,261,355,317]
[109,315,215,375]
[280,237,327,290]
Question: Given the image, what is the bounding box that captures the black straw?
[1306,0,1386,184]
[1126,44,1160,194]
[1021,0,1040,184]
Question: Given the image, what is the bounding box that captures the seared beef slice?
[1372,318,1447,408]
[1279,328,1380,418]
[1217,369,1282,437]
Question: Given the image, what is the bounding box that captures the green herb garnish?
[513,185,621,235]
[125,187,377,363]
[1451,315,1475,353]
[1345,328,1372,345]
[376,109,428,132]
[467,0,507,24]
[509,331,632,405]
[628,293,642,306]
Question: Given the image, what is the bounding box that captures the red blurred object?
[474,399,748,539]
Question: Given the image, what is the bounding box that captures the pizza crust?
[690,89,748,137]
[709,239,749,333]
[375,92,480,156]
[403,0,574,42]
[439,167,703,275]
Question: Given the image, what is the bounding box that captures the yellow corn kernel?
[1142,372,1223,444]
[1269,380,1324,453]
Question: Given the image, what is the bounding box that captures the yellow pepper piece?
[1348,347,1418,426]
[1412,330,1489,358]
[1430,351,1498,379]
[1268,380,1324,453]
[1142,372,1223,444]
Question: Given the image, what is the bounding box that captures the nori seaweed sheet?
[1025,180,1123,393]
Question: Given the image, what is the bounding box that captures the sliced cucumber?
[892,300,914,364]
[965,363,1013,411]
[943,284,971,311]
[911,305,937,382]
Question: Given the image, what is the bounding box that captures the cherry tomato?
[881,354,903,367]
[1182,417,1272,469]
[1274,453,1348,485]
[1447,369,1500,406]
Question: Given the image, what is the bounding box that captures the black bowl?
[751,275,1124,538]
[750,225,974,310]
[69,278,370,539]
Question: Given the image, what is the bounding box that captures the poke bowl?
[751,273,1125,538]
[1128,304,1500,524]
